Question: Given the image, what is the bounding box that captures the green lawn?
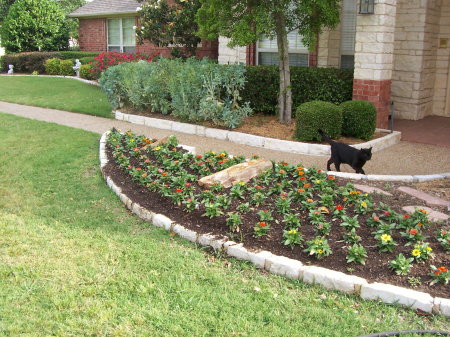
[0,76,112,118]
[0,113,447,336]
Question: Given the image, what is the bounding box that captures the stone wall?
[317,27,341,68]
[218,37,247,64]
[432,1,450,117]
[392,0,441,120]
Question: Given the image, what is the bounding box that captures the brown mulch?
[103,145,449,299]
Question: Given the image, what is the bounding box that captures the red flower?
[403,214,411,219]
[258,222,267,227]
[299,177,306,181]
[196,155,203,159]
[435,270,441,276]
[176,188,183,193]
[384,211,391,216]
[297,188,305,193]
[303,183,311,188]
[255,185,262,189]
[185,183,192,187]
[136,168,142,171]
[318,169,322,173]
[336,205,344,211]
[438,266,448,272]
[409,229,418,235]
[373,216,380,221]
[327,175,335,180]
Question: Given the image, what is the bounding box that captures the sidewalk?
[1,101,449,176]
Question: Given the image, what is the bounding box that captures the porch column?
[352,0,397,129]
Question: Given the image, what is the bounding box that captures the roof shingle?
[69,0,139,17]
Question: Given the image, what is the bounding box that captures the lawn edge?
[99,131,450,317]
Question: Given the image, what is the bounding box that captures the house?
[70,0,450,129]
[68,0,218,59]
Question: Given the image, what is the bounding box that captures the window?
[107,18,136,53]
[340,0,357,69]
[257,30,309,67]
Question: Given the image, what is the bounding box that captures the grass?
[0,113,447,336]
[0,76,112,118]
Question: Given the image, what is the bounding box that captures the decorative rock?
[144,117,172,130]
[128,114,145,125]
[402,206,449,222]
[398,186,450,207]
[367,175,414,182]
[433,297,450,316]
[205,127,228,140]
[266,255,304,279]
[172,224,198,243]
[172,121,197,135]
[119,193,132,209]
[303,266,367,294]
[152,213,173,231]
[247,250,273,269]
[198,158,272,188]
[227,243,250,261]
[139,208,154,223]
[227,131,264,147]
[143,135,170,150]
[360,283,434,313]
[131,202,144,216]
[413,174,448,182]
[328,171,365,180]
[354,183,392,196]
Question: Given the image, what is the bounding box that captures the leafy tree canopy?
[136,0,202,57]
[1,0,70,53]
[196,0,341,123]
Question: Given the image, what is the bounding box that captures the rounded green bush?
[79,56,96,65]
[341,100,376,140]
[80,64,98,80]
[295,101,342,141]
[59,59,75,76]
[45,58,61,75]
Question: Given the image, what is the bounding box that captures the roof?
[68,0,139,18]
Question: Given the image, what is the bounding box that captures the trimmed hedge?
[45,58,61,75]
[295,100,343,141]
[242,66,353,114]
[1,51,100,73]
[341,100,376,140]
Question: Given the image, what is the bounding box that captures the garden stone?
[172,224,198,243]
[266,255,304,279]
[227,243,250,261]
[433,297,450,316]
[354,184,392,196]
[152,213,173,231]
[198,158,272,188]
[247,250,273,269]
[360,283,434,313]
[398,186,450,207]
[303,266,367,294]
[142,135,170,151]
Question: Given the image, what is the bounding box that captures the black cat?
[318,129,372,174]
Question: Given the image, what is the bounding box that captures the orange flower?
[162,172,168,177]
[409,229,418,235]
[419,209,428,214]
[297,188,305,193]
[297,166,304,170]
[327,175,335,180]
[298,171,305,176]
[417,222,423,227]
[438,266,448,272]
[435,270,441,276]
[303,183,311,188]
[141,173,147,178]
[306,199,314,203]
[258,222,267,227]
[176,188,183,193]
[336,205,344,211]
[133,147,139,152]
[279,169,285,174]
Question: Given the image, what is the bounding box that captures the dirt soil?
[104,144,449,299]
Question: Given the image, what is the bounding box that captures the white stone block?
[114,111,124,121]
[266,255,304,279]
[303,266,367,294]
[227,243,250,261]
[139,208,154,223]
[360,283,434,313]
[264,138,308,155]
[128,114,145,125]
[433,297,450,317]
[121,113,130,122]
[196,125,206,137]
[197,233,216,247]
[328,171,365,180]
[228,131,265,148]
[172,121,197,135]
[152,213,173,231]
[205,127,229,140]
[109,180,122,195]
[247,250,273,269]
[131,202,143,216]
[223,241,237,250]
[172,224,198,243]
[307,144,330,156]
[210,238,227,251]
[144,117,172,130]
[366,175,414,182]
[413,174,447,182]
[119,193,132,209]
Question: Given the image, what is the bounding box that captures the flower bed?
[104,128,449,298]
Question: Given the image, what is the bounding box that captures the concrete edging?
[99,131,449,317]
[113,110,402,156]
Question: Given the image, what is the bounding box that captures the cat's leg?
[334,159,341,172]
[326,158,333,171]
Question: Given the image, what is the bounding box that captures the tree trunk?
[274,11,292,125]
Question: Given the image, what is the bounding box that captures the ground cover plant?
[1,114,449,335]
[105,128,449,299]
[0,76,112,118]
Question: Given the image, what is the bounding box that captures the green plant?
[283,228,303,249]
[401,228,426,245]
[407,276,422,287]
[31,70,39,75]
[411,242,434,262]
[295,101,342,141]
[304,237,332,259]
[429,265,449,285]
[203,202,224,218]
[389,254,414,276]
[226,212,243,233]
[377,233,397,253]
[346,244,367,265]
[59,59,74,76]
[340,215,360,231]
[340,100,376,140]
[253,221,270,237]
[80,64,97,80]
[436,229,450,251]
[1,0,69,53]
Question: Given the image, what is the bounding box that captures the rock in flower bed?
[104,129,449,298]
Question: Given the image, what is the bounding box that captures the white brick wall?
[218,36,247,65]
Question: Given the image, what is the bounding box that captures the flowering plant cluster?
[106,129,447,286]
[90,51,156,74]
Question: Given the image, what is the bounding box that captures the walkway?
[1,101,449,176]
[395,116,450,148]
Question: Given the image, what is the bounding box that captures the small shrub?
[341,100,376,140]
[58,51,100,60]
[1,52,60,73]
[45,58,61,75]
[295,101,342,141]
[59,59,75,76]
[79,56,96,64]
[80,64,98,80]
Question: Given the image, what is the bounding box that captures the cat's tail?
[318,129,333,145]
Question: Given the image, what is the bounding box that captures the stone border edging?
[99,131,450,317]
[0,74,100,86]
[113,110,401,156]
[327,171,450,183]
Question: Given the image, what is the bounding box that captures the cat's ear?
[367,147,372,153]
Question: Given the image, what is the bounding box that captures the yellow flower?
[361,201,368,208]
[154,146,161,151]
[238,181,246,186]
[380,234,392,242]
[317,249,324,254]
[427,247,432,252]
[412,249,421,257]
[315,180,321,184]
[288,229,297,235]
